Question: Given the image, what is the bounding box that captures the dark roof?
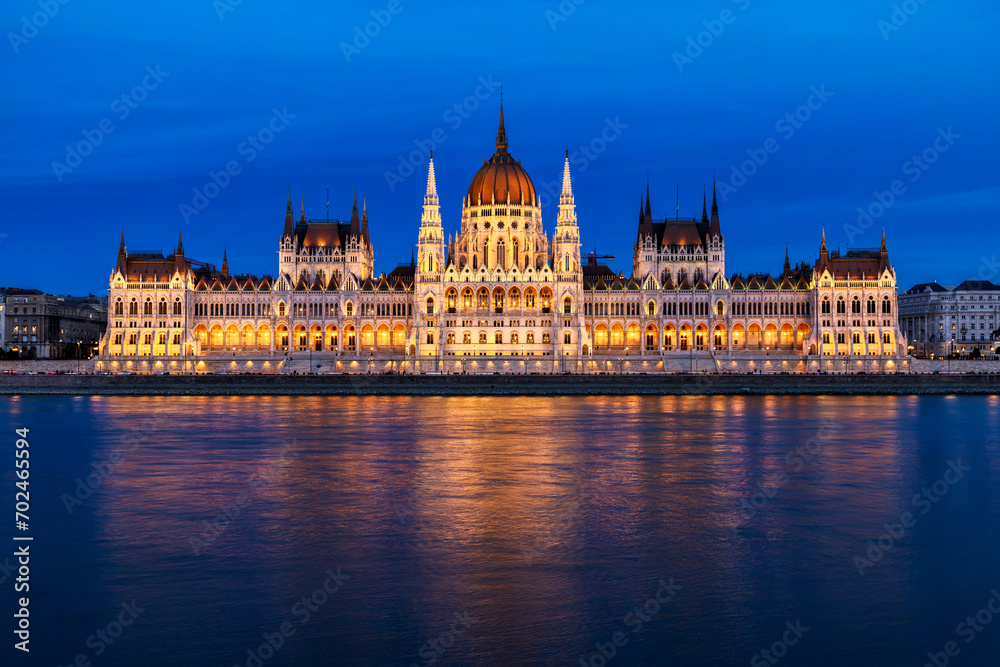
[953,280,1000,292]
[904,282,951,294]
[582,264,616,278]
[387,265,416,280]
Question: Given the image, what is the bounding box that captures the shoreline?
[2,373,1000,396]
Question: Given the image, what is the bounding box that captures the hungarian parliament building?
[96,105,906,374]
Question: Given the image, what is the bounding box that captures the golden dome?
[466,104,536,207]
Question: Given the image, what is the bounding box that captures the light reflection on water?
[7,395,1000,666]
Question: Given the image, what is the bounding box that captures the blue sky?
[2,0,997,294]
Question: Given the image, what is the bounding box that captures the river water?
[4,395,1000,666]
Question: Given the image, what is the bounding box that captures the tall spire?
[820,227,829,259]
[557,150,577,227]
[421,153,442,229]
[701,188,709,223]
[350,182,360,236]
[361,196,370,244]
[425,150,439,205]
[637,184,654,242]
[115,230,127,275]
[783,244,791,276]
[174,229,185,271]
[283,184,294,238]
[561,149,573,198]
[709,179,721,237]
[410,246,415,267]
[221,248,229,279]
[495,96,508,154]
[300,193,306,224]
[645,178,652,219]
[879,228,889,270]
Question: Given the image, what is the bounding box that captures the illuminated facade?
[96,105,905,373]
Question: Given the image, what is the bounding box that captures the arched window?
[426,331,434,344]
[540,288,552,313]
[822,299,831,314]
[158,298,167,315]
[143,299,153,315]
[716,301,724,317]
[173,298,182,315]
[278,301,286,317]
[426,296,434,314]
[836,299,846,314]
[564,331,572,344]
[526,332,535,344]
[497,239,505,270]
[511,332,519,345]
[882,297,891,314]
[114,300,123,315]
[563,296,572,314]
[495,331,503,344]
[479,332,487,344]
[512,239,519,269]
[542,332,551,344]
[447,332,456,344]
[477,289,489,310]
[851,298,861,314]
[866,297,876,314]
[463,332,472,344]
[345,302,352,317]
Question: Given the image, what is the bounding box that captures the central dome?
[466,104,537,207]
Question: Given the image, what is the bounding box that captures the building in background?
[1,288,107,359]
[96,105,906,374]
[0,292,6,352]
[898,281,1000,358]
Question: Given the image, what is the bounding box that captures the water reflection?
[13,395,1000,666]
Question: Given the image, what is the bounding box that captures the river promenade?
[3,372,1000,396]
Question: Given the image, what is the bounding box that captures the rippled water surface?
[5,395,1000,666]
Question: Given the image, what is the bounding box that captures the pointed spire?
[639,190,645,222]
[221,248,229,279]
[709,179,721,237]
[115,230,128,275]
[349,182,360,236]
[361,195,370,244]
[425,151,439,204]
[645,178,652,219]
[283,185,294,238]
[410,246,415,267]
[300,193,306,224]
[561,149,573,197]
[495,96,508,154]
[880,228,887,253]
[783,244,791,276]
[176,229,184,256]
[819,227,829,260]
[701,188,709,224]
